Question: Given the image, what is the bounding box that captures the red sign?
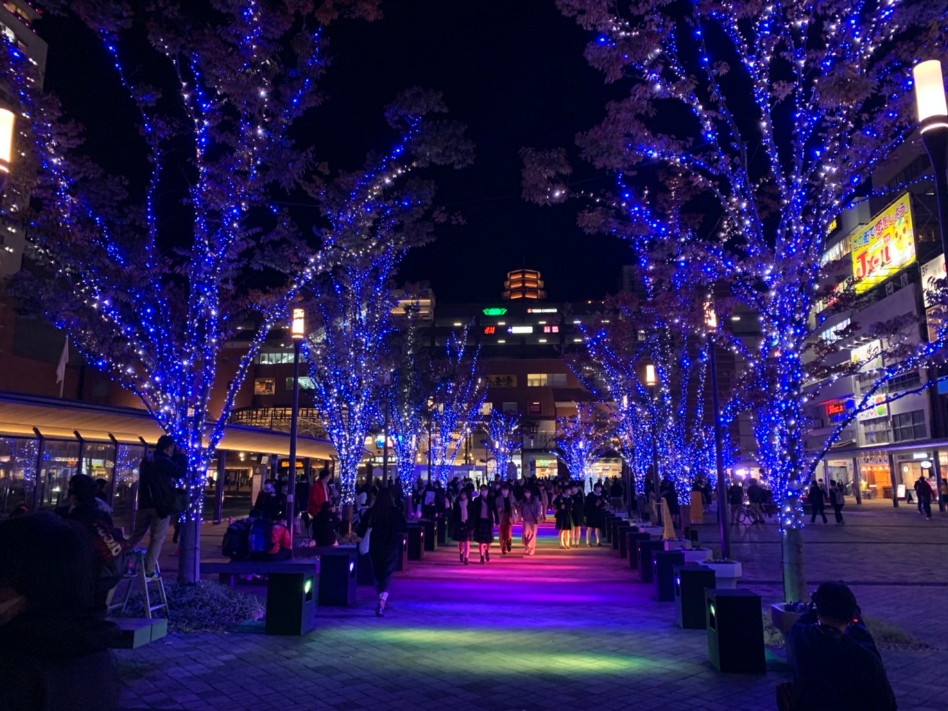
[542,325,559,334]
[483,326,496,335]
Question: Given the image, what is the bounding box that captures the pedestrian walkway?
[116,518,947,711]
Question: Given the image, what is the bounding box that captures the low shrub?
[118,580,265,634]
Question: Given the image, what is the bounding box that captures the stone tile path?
[117,505,948,710]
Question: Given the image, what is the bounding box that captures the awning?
[0,391,335,459]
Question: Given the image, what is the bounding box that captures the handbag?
[359,527,372,555]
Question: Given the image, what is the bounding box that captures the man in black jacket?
[127,435,186,577]
[808,479,828,524]
[786,582,897,711]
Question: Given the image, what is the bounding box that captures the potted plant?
[770,600,809,635]
[704,558,743,588]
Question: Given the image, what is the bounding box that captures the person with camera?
[127,435,186,578]
[784,582,896,711]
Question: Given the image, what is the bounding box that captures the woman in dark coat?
[569,484,585,547]
[451,490,472,565]
[357,488,406,616]
[553,486,573,549]
[470,485,498,564]
[584,483,605,547]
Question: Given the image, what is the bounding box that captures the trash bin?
[653,551,685,601]
[601,513,615,542]
[637,540,665,583]
[617,524,633,558]
[315,546,357,607]
[265,565,317,636]
[422,519,438,552]
[627,532,650,569]
[675,565,716,629]
[395,532,408,572]
[406,524,425,560]
[611,519,625,550]
[436,516,447,546]
[706,589,766,673]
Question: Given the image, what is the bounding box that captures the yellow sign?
[850,193,915,294]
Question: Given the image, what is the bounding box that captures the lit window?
[527,374,549,387]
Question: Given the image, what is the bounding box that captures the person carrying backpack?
[222,512,256,561]
[55,474,129,612]
[127,435,186,578]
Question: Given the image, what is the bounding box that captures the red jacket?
[267,523,291,556]
[307,481,329,516]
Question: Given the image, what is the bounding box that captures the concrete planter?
[704,561,743,589]
[770,603,804,635]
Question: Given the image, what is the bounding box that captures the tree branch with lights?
[533,0,948,601]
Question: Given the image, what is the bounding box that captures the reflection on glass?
[114,444,145,531]
[0,437,39,515]
[37,440,81,510]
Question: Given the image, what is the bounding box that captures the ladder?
[107,549,170,619]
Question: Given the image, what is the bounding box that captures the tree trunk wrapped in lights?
[486,410,522,480]
[553,402,611,483]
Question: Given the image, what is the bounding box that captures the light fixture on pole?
[705,299,731,558]
[381,370,394,486]
[913,59,948,513]
[0,108,14,193]
[286,306,305,546]
[426,396,435,484]
[643,362,661,524]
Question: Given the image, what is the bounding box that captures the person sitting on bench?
[257,516,292,562]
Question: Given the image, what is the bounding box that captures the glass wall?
[82,442,115,491]
[0,437,39,515]
[36,440,80,510]
[113,444,145,531]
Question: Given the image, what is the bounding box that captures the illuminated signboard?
[482,307,507,316]
[856,394,888,422]
[920,253,946,309]
[483,326,496,335]
[851,339,882,370]
[527,308,558,313]
[543,325,559,334]
[823,400,853,424]
[508,326,533,334]
[850,193,916,295]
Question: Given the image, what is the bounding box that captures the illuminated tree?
[485,410,522,480]
[553,402,612,483]
[0,1,383,582]
[303,91,473,511]
[428,326,488,483]
[532,0,948,601]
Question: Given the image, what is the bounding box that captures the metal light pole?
[426,398,434,484]
[381,370,394,486]
[914,60,948,512]
[286,307,305,547]
[0,108,14,193]
[705,301,731,558]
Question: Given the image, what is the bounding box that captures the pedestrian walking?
[914,475,934,520]
[452,490,472,565]
[830,481,846,525]
[727,480,743,525]
[356,488,407,617]
[808,480,828,524]
[584,482,605,546]
[495,484,515,555]
[569,483,584,547]
[518,488,542,555]
[472,485,498,564]
[554,487,572,549]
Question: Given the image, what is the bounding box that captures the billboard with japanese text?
[850,193,915,295]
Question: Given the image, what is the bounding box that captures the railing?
[229,407,329,440]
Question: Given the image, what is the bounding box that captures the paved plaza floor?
[117,504,948,710]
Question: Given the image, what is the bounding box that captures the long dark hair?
[372,487,394,521]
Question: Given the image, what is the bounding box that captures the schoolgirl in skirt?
[472,485,499,564]
[452,490,472,565]
[554,487,573,549]
[569,484,585,547]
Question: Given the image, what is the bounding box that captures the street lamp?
[286,306,305,546]
[643,362,661,524]
[0,108,14,193]
[425,396,435,484]
[914,59,948,512]
[705,299,732,558]
[380,370,394,486]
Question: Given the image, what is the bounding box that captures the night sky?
[39,1,633,304]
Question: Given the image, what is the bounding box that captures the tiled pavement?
[118,504,948,711]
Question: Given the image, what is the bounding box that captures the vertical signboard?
[850,193,916,294]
